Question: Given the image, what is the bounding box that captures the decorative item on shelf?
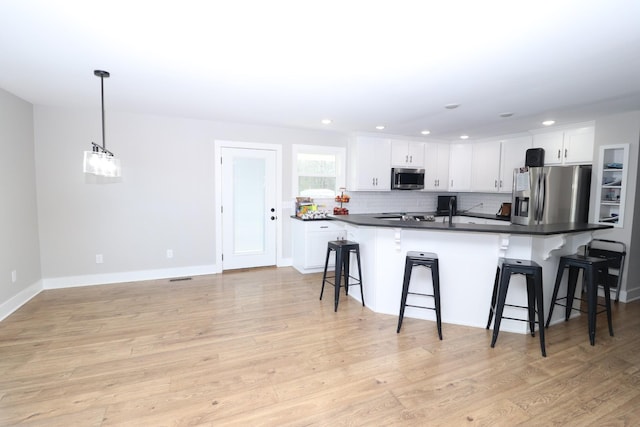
[83,70,122,180]
[333,187,350,215]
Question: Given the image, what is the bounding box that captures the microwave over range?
[391,167,425,190]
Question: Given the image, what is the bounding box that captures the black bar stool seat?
[545,254,613,346]
[320,240,364,312]
[397,251,442,340]
[486,258,546,357]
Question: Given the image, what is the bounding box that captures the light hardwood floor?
[0,267,639,426]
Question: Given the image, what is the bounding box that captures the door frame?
[214,140,283,273]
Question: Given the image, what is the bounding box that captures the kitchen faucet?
[448,196,455,227]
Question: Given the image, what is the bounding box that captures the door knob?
[270,208,275,212]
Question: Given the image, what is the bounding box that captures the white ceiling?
[1,0,639,140]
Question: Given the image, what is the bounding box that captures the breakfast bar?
[329,213,611,334]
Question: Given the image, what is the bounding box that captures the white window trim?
[292,144,346,198]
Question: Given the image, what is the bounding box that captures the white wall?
[592,110,640,301]
[0,89,42,319]
[33,106,346,287]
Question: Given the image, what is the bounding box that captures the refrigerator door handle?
[537,172,547,223]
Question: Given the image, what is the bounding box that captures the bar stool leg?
[546,259,567,328]
[333,247,342,312]
[565,266,580,321]
[491,268,511,348]
[602,267,614,337]
[431,260,442,340]
[534,269,546,357]
[585,266,597,345]
[526,275,536,337]
[397,258,413,333]
[320,247,332,301]
[355,248,365,306]
[486,266,501,329]
[343,250,351,296]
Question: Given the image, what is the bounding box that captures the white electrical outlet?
[96,254,103,264]
[166,249,174,259]
[11,270,17,283]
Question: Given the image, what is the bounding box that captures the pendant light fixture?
[83,70,121,178]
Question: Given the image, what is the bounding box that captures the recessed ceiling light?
[460,135,469,140]
[499,112,514,118]
[321,119,332,125]
[445,103,460,110]
[375,125,385,130]
[542,120,556,126]
[420,130,431,135]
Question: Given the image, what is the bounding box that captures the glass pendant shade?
[83,150,122,177]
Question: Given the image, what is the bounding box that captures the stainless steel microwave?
[391,167,425,190]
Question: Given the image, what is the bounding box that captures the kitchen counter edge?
[329,214,612,236]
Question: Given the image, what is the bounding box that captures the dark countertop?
[328,212,612,236]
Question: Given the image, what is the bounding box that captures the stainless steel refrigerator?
[511,165,591,225]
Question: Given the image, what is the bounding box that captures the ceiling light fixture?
[460,135,469,140]
[321,119,332,125]
[421,130,431,135]
[83,70,121,178]
[375,125,385,130]
[542,120,556,126]
[445,103,460,110]
[499,112,514,118]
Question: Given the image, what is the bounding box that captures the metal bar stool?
[486,258,546,357]
[397,251,442,340]
[320,240,364,312]
[545,254,613,346]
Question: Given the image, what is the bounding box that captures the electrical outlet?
[166,249,173,259]
[11,270,17,283]
[96,254,103,264]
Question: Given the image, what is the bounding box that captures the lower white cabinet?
[292,219,346,273]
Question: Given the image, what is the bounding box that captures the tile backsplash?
[315,191,511,215]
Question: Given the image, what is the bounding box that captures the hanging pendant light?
[83,70,121,178]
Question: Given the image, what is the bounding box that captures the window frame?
[292,144,346,199]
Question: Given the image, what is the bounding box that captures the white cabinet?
[448,144,473,191]
[532,126,594,165]
[348,136,391,191]
[594,144,629,227]
[498,136,532,193]
[471,140,501,192]
[391,140,424,167]
[423,142,450,191]
[292,219,346,273]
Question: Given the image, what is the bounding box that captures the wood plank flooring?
[0,267,639,426]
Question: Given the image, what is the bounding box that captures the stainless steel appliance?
[511,165,591,225]
[391,167,425,190]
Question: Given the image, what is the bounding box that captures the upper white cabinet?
[471,140,501,192]
[532,125,594,165]
[448,144,473,191]
[499,136,533,193]
[347,136,391,191]
[391,140,424,167]
[423,142,450,191]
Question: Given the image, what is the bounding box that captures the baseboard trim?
[621,285,640,303]
[0,280,43,321]
[42,265,218,290]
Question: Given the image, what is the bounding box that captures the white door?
[221,147,277,270]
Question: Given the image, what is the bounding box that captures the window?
[292,145,346,198]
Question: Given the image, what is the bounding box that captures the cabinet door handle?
[409,155,413,163]
[564,148,568,158]
[320,226,329,229]
[451,179,454,187]
[372,177,375,186]
[557,149,561,159]
[405,155,409,162]
[495,179,498,188]
[500,180,503,188]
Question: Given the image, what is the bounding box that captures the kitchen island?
[329,213,611,334]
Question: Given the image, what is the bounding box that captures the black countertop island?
[329,212,612,236]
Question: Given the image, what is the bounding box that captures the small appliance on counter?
[436,195,457,215]
[497,202,511,218]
